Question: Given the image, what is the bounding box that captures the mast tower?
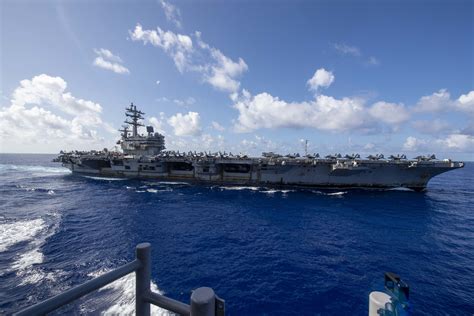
[124,102,144,137]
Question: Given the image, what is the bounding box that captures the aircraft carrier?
[55,103,464,191]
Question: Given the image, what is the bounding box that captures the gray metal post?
[190,287,215,316]
[136,243,151,316]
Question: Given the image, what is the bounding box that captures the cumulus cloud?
[146,112,227,151]
[129,24,247,93]
[414,89,452,112]
[0,74,115,152]
[211,121,225,131]
[414,89,474,115]
[196,34,248,92]
[307,68,334,92]
[93,48,130,74]
[403,134,474,153]
[200,133,224,150]
[436,134,474,151]
[233,92,372,133]
[159,0,182,28]
[165,133,225,152]
[240,135,278,152]
[369,101,410,125]
[403,136,427,151]
[456,91,474,113]
[148,112,166,134]
[10,74,102,115]
[168,111,202,136]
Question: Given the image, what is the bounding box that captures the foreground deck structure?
[14,243,225,316]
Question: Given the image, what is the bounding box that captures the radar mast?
[124,102,144,137]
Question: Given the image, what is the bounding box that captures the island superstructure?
[55,103,464,191]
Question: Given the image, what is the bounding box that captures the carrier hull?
[61,157,464,191]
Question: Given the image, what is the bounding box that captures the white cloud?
[168,111,201,136]
[232,85,423,134]
[148,113,166,134]
[436,134,474,151]
[156,80,161,85]
[159,0,182,28]
[211,121,225,131]
[414,89,452,112]
[369,101,410,125]
[94,48,122,62]
[0,74,115,152]
[130,25,248,93]
[364,143,375,150]
[456,91,474,113]
[403,136,427,151]
[307,68,335,92]
[334,43,361,56]
[11,74,102,115]
[413,89,474,115]
[402,133,474,153]
[203,44,248,92]
[130,24,193,72]
[164,133,226,152]
[200,133,224,150]
[240,135,278,153]
[233,92,372,133]
[93,48,130,74]
[94,57,130,75]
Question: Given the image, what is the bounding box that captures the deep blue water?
[0,153,473,315]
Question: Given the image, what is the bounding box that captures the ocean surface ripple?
[0,154,473,315]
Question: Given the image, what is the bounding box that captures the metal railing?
[14,243,225,316]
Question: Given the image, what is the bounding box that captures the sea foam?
[0,164,70,175]
[4,213,62,285]
[84,270,170,316]
[0,218,46,252]
[83,176,127,181]
[219,186,260,191]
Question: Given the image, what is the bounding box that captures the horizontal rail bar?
[145,291,190,316]
[15,259,142,316]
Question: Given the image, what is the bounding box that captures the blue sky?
[1,0,473,160]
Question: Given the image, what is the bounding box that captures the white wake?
[84,270,171,316]
[1,213,62,285]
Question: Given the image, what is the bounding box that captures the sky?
[0,0,473,160]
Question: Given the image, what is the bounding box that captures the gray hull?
[62,156,464,191]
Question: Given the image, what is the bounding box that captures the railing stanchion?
[15,243,224,316]
[136,242,151,316]
[190,287,216,316]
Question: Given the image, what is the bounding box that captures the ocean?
[0,153,473,315]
